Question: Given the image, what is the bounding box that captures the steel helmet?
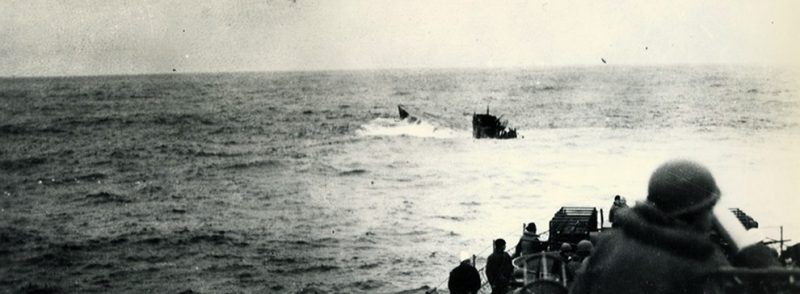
[560,243,573,252]
[647,160,720,218]
[576,240,593,256]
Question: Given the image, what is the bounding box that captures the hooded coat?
[608,200,628,225]
[570,203,729,294]
[513,230,547,258]
[448,262,481,294]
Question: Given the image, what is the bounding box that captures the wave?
[25,252,74,267]
[0,157,47,170]
[84,191,131,204]
[339,169,368,176]
[283,264,340,274]
[33,172,108,186]
[192,150,248,157]
[350,279,386,291]
[0,226,46,249]
[299,162,371,177]
[0,124,66,135]
[16,284,64,294]
[75,173,107,181]
[272,239,334,248]
[356,117,466,139]
[357,262,382,269]
[394,286,433,294]
[222,159,282,170]
[431,215,465,221]
[152,113,215,126]
[459,201,482,206]
[36,228,252,257]
[127,230,250,248]
[355,236,378,244]
[268,256,299,264]
[205,263,256,272]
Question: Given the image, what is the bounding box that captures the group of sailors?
[448,159,788,294]
[449,228,596,294]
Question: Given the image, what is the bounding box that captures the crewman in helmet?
[568,240,593,278]
[559,242,574,263]
[575,240,593,260]
[559,243,576,282]
[608,195,628,227]
[571,160,729,294]
[512,222,547,258]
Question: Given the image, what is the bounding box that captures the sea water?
[1,65,799,293]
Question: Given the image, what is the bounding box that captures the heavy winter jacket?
[486,251,514,290]
[608,201,628,225]
[570,203,729,294]
[513,231,548,258]
[448,262,481,294]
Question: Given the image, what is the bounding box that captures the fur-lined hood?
[614,202,717,260]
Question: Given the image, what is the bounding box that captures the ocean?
[1,65,799,293]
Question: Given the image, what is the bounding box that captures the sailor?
[448,251,481,294]
[559,242,574,263]
[559,242,576,282]
[512,222,547,258]
[608,195,628,227]
[571,160,730,294]
[781,244,800,267]
[567,239,593,279]
[575,240,593,259]
[486,239,514,294]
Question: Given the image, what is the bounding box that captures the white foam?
[356,117,467,139]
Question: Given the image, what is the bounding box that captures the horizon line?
[1,62,797,79]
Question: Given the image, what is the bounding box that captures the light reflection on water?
[343,122,800,289]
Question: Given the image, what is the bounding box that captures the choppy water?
[1,66,799,293]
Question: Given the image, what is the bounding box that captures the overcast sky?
[1,0,798,77]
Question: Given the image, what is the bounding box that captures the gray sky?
[2,0,798,77]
